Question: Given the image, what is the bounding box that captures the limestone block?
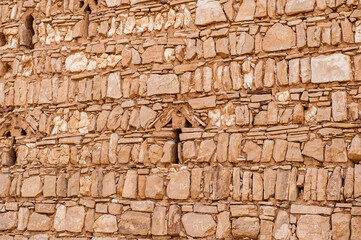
[146,74,179,96]
[93,214,117,233]
[28,213,51,231]
[118,211,151,235]
[351,217,361,240]
[168,205,181,235]
[0,212,17,230]
[243,141,262,162]
[263,24,296,52]
[273,210,291,240]
[332,213,350,240]
[0,174,10,197]
[145,175,164,199]
[21,176,42,197]
[285,0,315,15]
[182,213,216,237]
[18,207,30,231]
[65,206,85,232]
[349,135,361,162]
[311,54,352,83]
[65,52,88,72]
[235,0,256,21]
[152,206,167,235]
[167,171,190,199]
[212,165,231,200]
[325,138,347,163]
[232,217,260,239]
[54,205,66,232]
[296,215,330,240]
[122,170,138,199]
[197,139,216,162]
[142,45,164,64]
[189,95,216,109]
[195,0,227,25]
[216,211,231,238]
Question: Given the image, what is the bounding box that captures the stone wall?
[0,0,360,239]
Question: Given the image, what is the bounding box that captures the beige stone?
[216,211,231,238]
[0,212,17,230]
[296,215,330,240]
[28,213,50,231]
[197,139,216,162]
[93,214,117,233]
[332,213,350,240]
[285,0,315,14]
[118,211,151,235]
[21,176,42,197]
[0,174,10,197]
[152,206,167,235]
[273,210,291,240]
[182,213,216,237]
[167,171,190,199]
[232,217,260,239]
[147,74,179,96]
[145,175,164,199]
[65,206,85,232]
[195,0,227,26]
[263,24,296,52]
[349,135,361,162]
[311,54,352,83]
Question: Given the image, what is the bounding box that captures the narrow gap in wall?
[0,32,6,47]
[174,129,181,164]
[93,0,98,5]
[24,14,34,49]
[79,0,85,8]
[21,129,26,136]
[84,5,91,37]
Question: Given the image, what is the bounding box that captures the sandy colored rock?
[118,211,151,235]
[28,213,51,231]
[21,176,42,197]
[232,217,260,239]
[65,206,85,233]
[167,171,190,199]
[0,212,17,230]
[311,54,352,83]
[263,23,296,52]
[332,213,350,240]
[285,0,315,14]
[147,74,179,96]
[93,214,118,233]
[195,0,227,26]
[182,213,216,237]
[297,215,330,240]
[349,135,361,162]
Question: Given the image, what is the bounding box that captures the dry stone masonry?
[0,0,360,239]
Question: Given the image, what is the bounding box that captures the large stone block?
[195,0,227,26]
[311,54,352,83]
[182,213,216,237]
[166,171,190,199]
[146,74,179,96]
[118,211,151,235]
[296,215,330,240]
[232,217,260,239]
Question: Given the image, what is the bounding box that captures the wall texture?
[0,0,360,239]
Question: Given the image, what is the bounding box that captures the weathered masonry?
[0,0,360,239]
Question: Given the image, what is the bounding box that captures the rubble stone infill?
[0,0,360,239]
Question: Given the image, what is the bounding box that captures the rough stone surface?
[311,54,352,83]
[263,24,296,52]
[182,213,216,237]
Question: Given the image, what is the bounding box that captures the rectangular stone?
[147,74,179,96]
[188,96,216,109]
[230,205,258,217]
[311,53,352,83]
[290,204,332,215]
